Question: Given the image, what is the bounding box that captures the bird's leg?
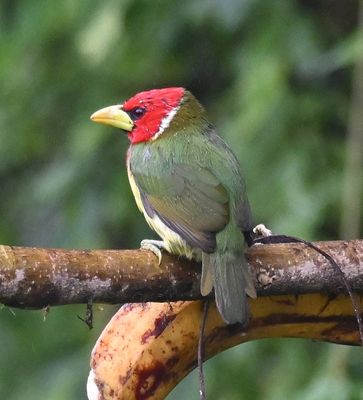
[140,239,166,265]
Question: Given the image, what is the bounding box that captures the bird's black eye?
[129,107,146,120]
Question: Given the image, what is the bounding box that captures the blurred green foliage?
[0,1,362,399]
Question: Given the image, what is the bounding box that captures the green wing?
[129,124,252,252]
[132,160,230,253]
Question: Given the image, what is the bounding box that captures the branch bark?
[0,240,362,308]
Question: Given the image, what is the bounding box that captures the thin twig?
[341,0,363,239]
[198,300,209,400]
[77,299,94,330]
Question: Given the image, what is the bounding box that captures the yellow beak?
[90,105,134,131]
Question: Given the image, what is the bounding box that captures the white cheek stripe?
[151,105,180,141]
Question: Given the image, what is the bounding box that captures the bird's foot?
[253,223,272,237]
[140,239,166,265]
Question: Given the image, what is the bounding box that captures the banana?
[87,294,362,400]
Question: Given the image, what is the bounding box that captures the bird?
[90,87,256,324]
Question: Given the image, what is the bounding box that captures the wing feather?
[133,163,229,253]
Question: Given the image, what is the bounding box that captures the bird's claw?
[253,224,272,237]
[140,240,165,265]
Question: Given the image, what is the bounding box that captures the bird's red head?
[91,87,186,144]
[122,87,185,143]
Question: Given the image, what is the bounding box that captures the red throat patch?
[122,87,185,144]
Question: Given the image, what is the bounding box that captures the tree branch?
[0,240,362,308]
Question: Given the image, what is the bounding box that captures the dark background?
[0,1,362,399]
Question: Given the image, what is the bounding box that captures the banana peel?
[87,294,362,400]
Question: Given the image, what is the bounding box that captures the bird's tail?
[202,248,256,325]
